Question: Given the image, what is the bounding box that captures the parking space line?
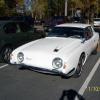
[75,58,100,100]
[0,64,8,69]
[79,58,100,95]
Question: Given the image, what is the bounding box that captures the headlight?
[17,52,24,63]
[52,57,63,69]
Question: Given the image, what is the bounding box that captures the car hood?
[12,37,82,69]
[22,37,81,54]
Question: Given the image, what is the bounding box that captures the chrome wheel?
[74,54,85,77]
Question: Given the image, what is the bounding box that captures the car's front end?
[10,36,82,77]
[11,23,96,77]
[10,51,76,77]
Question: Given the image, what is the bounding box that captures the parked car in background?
[43,16,65,32]
[10,23,99,78]
[11,16,34,26]
[93,18,100,27]
[0,16,34,26]
[0,20,42,62]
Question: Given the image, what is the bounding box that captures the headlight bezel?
[17,52,24,63]
[52,57,63,69]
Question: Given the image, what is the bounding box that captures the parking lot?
[0,40,100,100]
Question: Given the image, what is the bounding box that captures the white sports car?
[10,23,99,77]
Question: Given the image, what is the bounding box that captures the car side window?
[18,22,33,32]
[4,22,17,34]
[84,27,93,40]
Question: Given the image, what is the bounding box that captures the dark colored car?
[0,20,41,62]
[43,16,65,32]
[0,16,34,25]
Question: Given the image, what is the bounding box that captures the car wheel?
[1,46,13,63]
[74,54,85,78]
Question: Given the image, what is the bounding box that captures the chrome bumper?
[28,66,75,77]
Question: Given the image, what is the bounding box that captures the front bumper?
[24,65,75,77]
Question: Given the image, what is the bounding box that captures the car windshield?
[48,27,84,38]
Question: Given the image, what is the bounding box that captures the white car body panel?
[10,23,99,76]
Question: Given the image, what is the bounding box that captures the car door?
[3,22,29,48]
[14,22,30,46]
[18,22,36,42]
[83,26,94,56]
[19,22,42,42]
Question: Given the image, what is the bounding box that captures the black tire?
[74,54,85,78]
[1,46,13,63]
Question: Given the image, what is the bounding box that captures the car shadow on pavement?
[59,89,85,100]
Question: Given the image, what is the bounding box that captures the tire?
[1,46,13,63]
[74,54,85,78]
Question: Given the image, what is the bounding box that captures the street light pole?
[65,0,68,16]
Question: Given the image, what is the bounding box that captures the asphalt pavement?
[0,41,100,100]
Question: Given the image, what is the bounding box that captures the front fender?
[63,46,86,74]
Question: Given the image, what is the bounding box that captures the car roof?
[56,23,91,28]
[0,20,27,23]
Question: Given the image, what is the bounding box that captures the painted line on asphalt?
[75,58,100,100]
[79,58,100,95]
[0,64,8,69]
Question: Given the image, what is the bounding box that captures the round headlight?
[52,58,63,69]
[17,52,24,63]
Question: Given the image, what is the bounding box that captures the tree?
[32,0,48,19]
[0,0,5,16]
[4,0,16,9]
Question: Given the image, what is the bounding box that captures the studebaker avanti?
[10,23,99,78]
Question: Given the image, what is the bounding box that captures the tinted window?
[4,22,17,34]
[84,27,93,39]
[18,22,33,32]
[48,27,84,38]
